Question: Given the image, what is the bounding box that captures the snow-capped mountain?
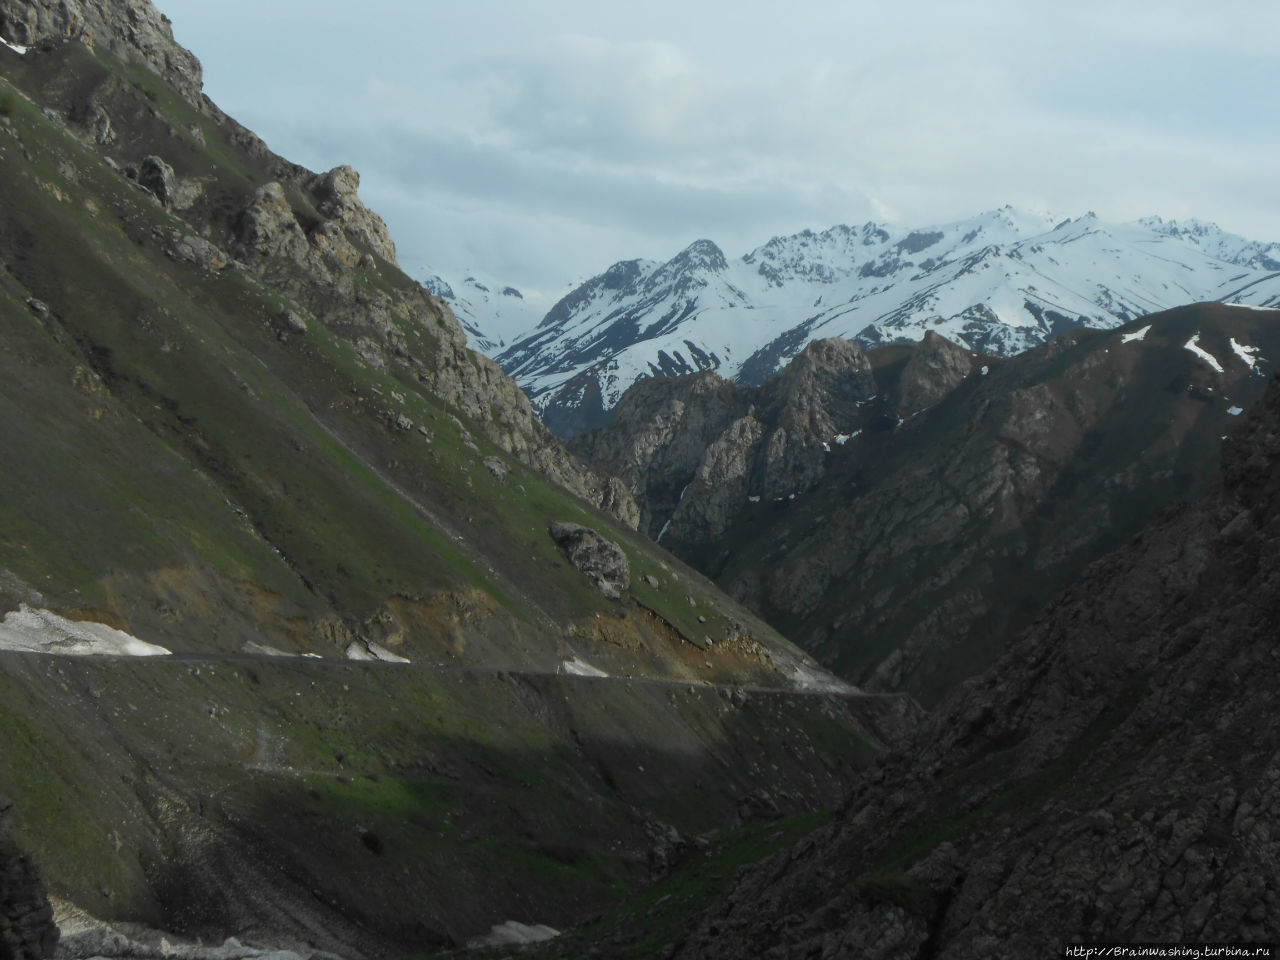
[492,207,1280,435]
[419,270,546,353]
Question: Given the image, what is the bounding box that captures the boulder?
[172,234,227,271]
[305,165,398,266]
[548,521,629,600]
[136,154,175,205]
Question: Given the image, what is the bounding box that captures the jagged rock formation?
[668,368,1280,959]
[548,522,630,600]
[0,0,203,101]
[573,338,879,545]
[896,329,975,418]
[0,800,57,960]
[0,0,632,527]
[582,306,1280,703]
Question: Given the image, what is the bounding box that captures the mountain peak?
[671,238,728,273]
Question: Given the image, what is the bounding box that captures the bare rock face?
[305,165,398,266]
[897,328,976,417]
[573,337,877,547]
[234,182,313,273]
[548,522,629,600]
[0,799,58,960]
[0,0,203,105]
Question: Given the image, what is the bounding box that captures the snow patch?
[656,482,692,544]
[980,365,989,375]
[560,657,608,678]
[1227,405,1244,416]
[0,605,170,657]
[467,921,560,949]
[1,37,28,55]
[787,660,859,694]
[1230,337,1265,371]
[1120,324,1151,344]
[1183,334,1224,373]
[747,495,761,503]
[344,640,410,663]
[1224,302,1280,312]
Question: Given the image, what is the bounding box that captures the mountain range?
[0,2,899,954]
[481,208,1280,435]
[5,0,1280,957]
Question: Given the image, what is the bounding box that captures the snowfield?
[0,605,170,657]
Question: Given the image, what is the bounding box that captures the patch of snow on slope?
[1120,324,1152,343]
[467,922,560,948]
[786,660,859,694]
[1184,334,1224,373]
[1,38,28,55]
[1224,303,1280,311]
[0,605,170,656]
[1230,337,1265,370]
[1228,406,1244,415]
[560,657,608,678]
[344,640,411,663]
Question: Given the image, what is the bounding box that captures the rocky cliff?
[573,338,879,545]
[663,366,1280,958]
[581,305,1280,703]
[0,0,632,526]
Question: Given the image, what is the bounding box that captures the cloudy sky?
[161,0,1278,319]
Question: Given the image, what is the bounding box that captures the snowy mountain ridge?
[419,269,548,353]
[478,207,1280,435]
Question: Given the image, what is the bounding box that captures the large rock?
[306,165,398,266]
[0,799,58,960]
[548,522,629,600]
[235,182,310,270]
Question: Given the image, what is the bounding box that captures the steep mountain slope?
[578,304,1280,704]
[0,3,906,954]
[659,365,1280,960]
[494,209,1280,435]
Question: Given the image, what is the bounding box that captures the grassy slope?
[0,35,893,955]
[0,50,801,680]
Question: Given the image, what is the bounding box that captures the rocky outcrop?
[305,165,397,266]
[0,800,58,960]
[0,0,203,104]
[897,329,976,417]
[573,337,880,546]
[670,370,1280,958]
[234,182,312,273]
[548,522,629,600]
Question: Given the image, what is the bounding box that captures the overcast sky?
[161,0,1278,311]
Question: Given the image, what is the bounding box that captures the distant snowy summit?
[419,270,547,354]
[476,208,1280,435]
